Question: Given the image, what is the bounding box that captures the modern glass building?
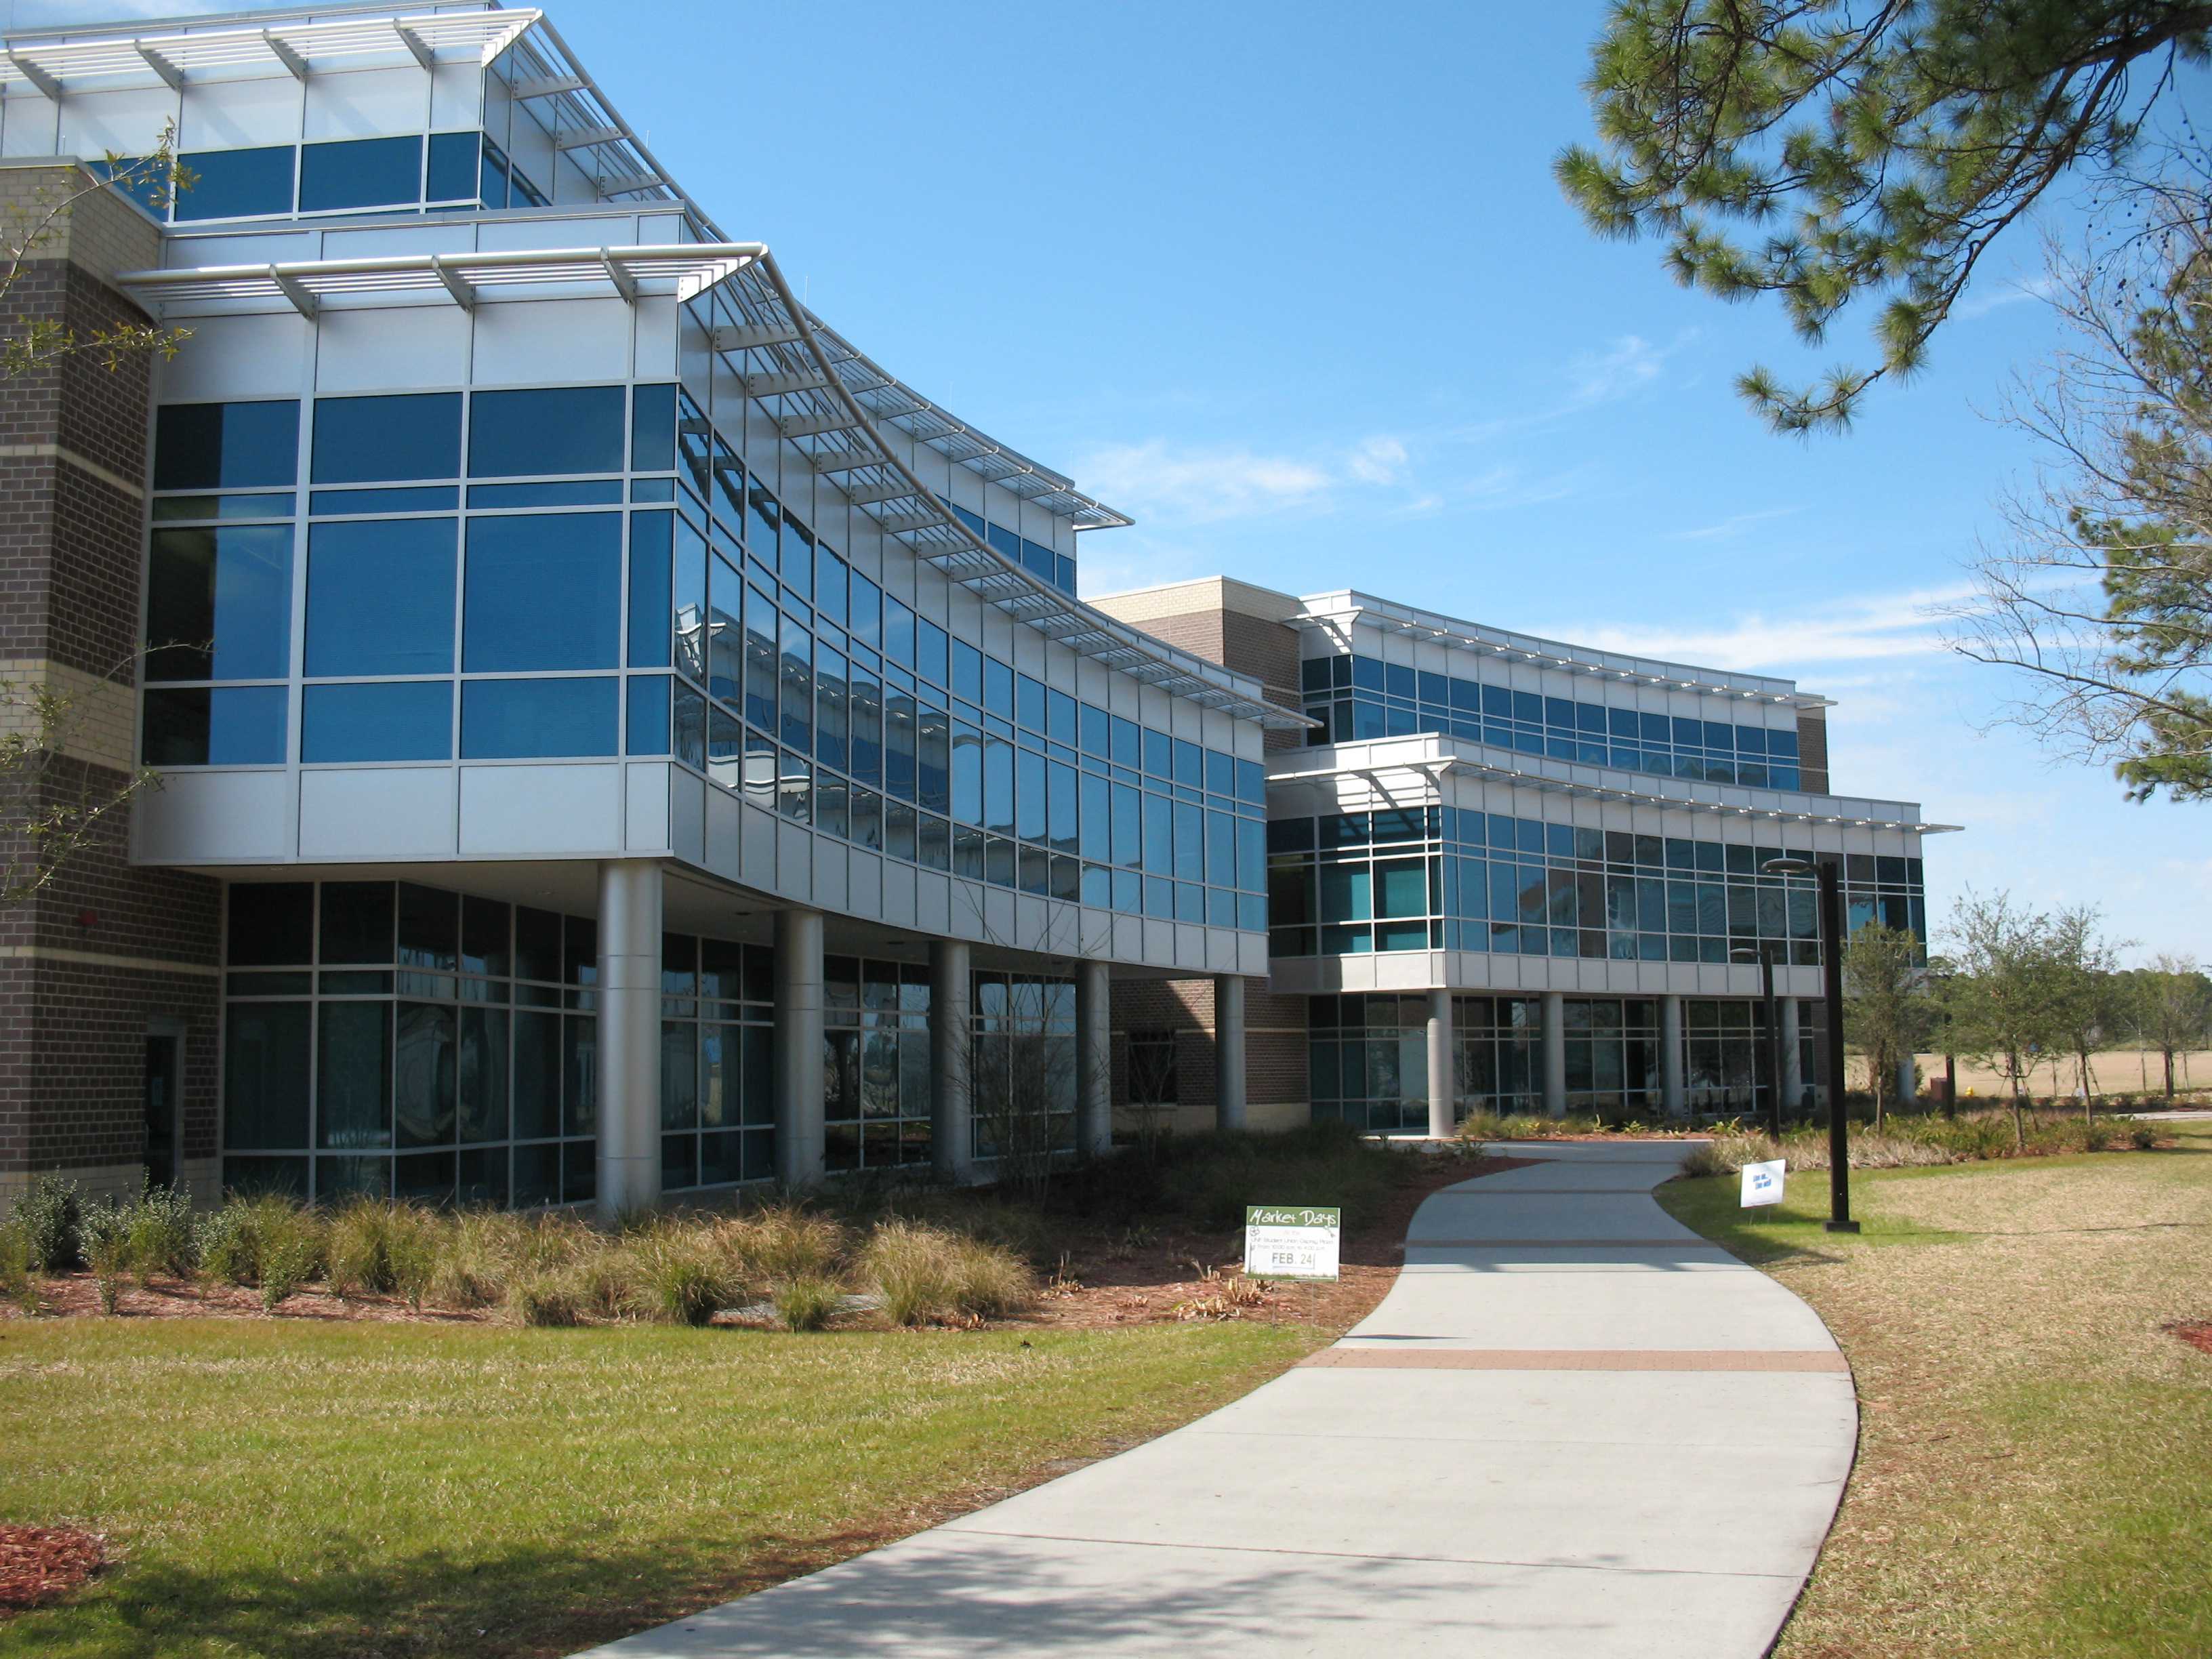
[1087,579,1954,1136]
[0,3,1952,1216]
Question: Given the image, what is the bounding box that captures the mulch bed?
[1,1150,1530,1336]
[0,1524,104,1615]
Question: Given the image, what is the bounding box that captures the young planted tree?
[969,982,1084,1207]
[1943,889,2068,1150]
[2047,905,2131,1123]
[1841,920,1938,1131]
[1557,3,2212,433]
[2137,953,2212,1097]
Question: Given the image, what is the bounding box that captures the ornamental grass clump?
[504,1268,583,1328]
[859,1220,958,1326]
[384,1206,444,1312]
[630,1223,734,1326]
[771,1274,841,1332]
[325,1200,401,1298]
[720,1204,846,1284]
[253,1204,325,1312]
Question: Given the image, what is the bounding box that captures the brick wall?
[0,165,224,1187]
[1109,976,1309,1117]
[1796,710,1830,794]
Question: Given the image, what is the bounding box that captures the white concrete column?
[1896,1051,1919,1107]
[595,859,663,1225]
[1214,973,1248,1130]
[1542,990,1567,1118]
[929,939,972,1183]
[773,907,825,1187]
[1425,987,1454,1139]
[1661,994,1686,1119]
[1780,997,1803,1114]
[1076,960,1113,1158]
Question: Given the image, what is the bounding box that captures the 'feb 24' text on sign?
[1244,1206,1342,1282]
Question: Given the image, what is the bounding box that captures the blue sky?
[31,0,2211,960]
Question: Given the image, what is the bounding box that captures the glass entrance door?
[144,1033,180,1189]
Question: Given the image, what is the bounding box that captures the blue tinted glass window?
[1385,663,1415,699]
[1143,728,1171,777]
[86,157,169,218]
[1736,724,1767,756]
[628,512,673,668]
[1671,716,1701,747]
[1769,728,1799,759]
[467,386,626,477]
[850,571,882,649]
[298,136,423,212]
[1640,712,1670,743]
[312,394,460,485]
[1080,701,1109,758]
[986,523,1021,564]
[1110,714,1140,769]
[817,548,848,628]
[478,137,512,208]
[982,655,1012,718]
[145,525,293,682]
[915,617,947,687]
[1016,674,1046,733]
[1608,707,1639,737]
[155,401,299,491]
[952,639,983,703]
[626,676,671,755]
[176,146,294,220]
[460,678,618,758]
[1704,720,1734,750]
[1020,539,1054,581]
[304,681,451,762]
[1172,738,1203,790]
[463,513,621,671]
[1481,683,1511,717]
[427,131,480,203]
[142,685,287,764]
[950,504,985,537]
[1055,556,1077,594]
[745,485,781,571]
[1512,691,1542,724]
[630,384,676,473]
[306,518,455,676]
[884,595,915,669]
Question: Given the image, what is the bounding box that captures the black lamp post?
[1731,941,1784,1141]
[1763,857,1857,1233]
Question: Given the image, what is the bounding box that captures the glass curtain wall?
[823,958,933,1173]
[1267,806,1925,966]
[969,972,1078,1162]
[658,934,777,1192]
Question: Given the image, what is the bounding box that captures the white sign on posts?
[1740,1160,1787,1208]
[1244,1206,1341,1281]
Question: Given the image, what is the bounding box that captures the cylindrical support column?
[1661,994,1686,1119]
[1425,988,1454,1139]
[773,907,825,1187]
[595,859,663,1225]
[1076,960,1113,1158]
[1542,990,1567,1119]
[1780,997,1804,1115]
[1214,974,1248,1130]
[929,939,972,1184]
[1896,1052,1918,1107]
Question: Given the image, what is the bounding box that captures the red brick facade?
[0,169,222,1193]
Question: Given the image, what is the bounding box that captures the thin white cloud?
[1664,506,1802,543]
[1346,435,1408,486]
[1567,333,1672,405]
[1076,431,1425,526]
[1954,274,2059,321]
[1553,581,1975,674]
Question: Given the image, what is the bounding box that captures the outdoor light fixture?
[1763,857,1857,1232]
[1729,941,1785,1140]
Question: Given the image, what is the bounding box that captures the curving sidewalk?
[581,1141,1856,1658]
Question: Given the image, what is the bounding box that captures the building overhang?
[117,239,1309,732]
[1267,734,1959,835]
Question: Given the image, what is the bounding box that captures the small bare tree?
[970,981,1080,1207]
[1122,1029,1180,1165]
[1841,921,1938,1132]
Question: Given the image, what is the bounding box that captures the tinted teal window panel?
[176,145,294,220]
[467,386,626,476]
[627,512,673,668]
[630,383,677,473]
[142,685,286,764]
[460,677,619,758]
[463,513,621,671]
[305,518,455,676]
[426,131,480,202]
[311,393,461,483]
[303,681,451,762]
[298,136,422,211]
[154,401,300,491]
[626,676,671,755]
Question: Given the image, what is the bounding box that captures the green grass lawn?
[0,1318,1316,1658]
[1658,1119,2212,1659]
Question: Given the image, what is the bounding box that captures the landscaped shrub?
[77,1200,135,1315]
[1151,1122,1399,1233]
[253,1205,324,1312]
[859,1220,959,1326]
[11,1173,79,1271]
[771,1274,841,1332]
[1677,1109,2171,1178]
[945,1233,1036,1318]
[325,1200,401,1298]
[124,1183,200,1282]
[720,1204,846,1284]
[197,1200,264,1286]
[384,1207,443,1312]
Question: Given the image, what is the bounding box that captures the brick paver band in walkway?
[579,1139,1858,1659]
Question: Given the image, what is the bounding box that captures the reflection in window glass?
[306,518,455,676]
[303,682,452,763]
[175,145,295,220]
[460,677,618,758]
[298,135,424,212]
[427,131,481,202]
[145,525,293,682]
[463,513,621,671]
[467,386,626,477]
[154,401,300,491]
[311,393,460,484]
[140,684,287,764]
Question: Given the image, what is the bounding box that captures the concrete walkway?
[581,1143,1856,1658]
